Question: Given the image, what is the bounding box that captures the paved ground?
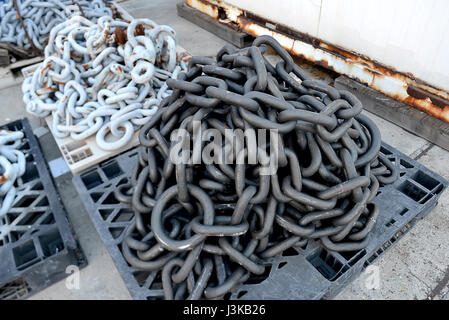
[0,0,447,300]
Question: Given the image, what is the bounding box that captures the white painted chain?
[0,0,112,50]
[0,130,26,217]
[22,16,187,151]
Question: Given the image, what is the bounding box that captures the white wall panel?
[225,0,321,36]
[224,0,449,91]
[318,0,449,90]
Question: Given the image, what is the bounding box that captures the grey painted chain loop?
[22,15,187,150]
[116,35,397,300]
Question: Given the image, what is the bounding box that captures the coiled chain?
[115,35,398,300]
[22,16,187,151]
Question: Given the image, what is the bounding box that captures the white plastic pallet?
[45,115,141,174]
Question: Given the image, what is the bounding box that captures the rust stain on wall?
[186,0,219,19]
[186,0,449,123]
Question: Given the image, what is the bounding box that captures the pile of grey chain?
[0,129,26,217]
[22,16,186,151]
[115,35,398,300]
[0,0,112,52]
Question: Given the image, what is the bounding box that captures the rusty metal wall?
[186,0,449,123]
[224,0,449,92]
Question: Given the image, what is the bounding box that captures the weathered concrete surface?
[0,0,446,300]
[120,0,229,57]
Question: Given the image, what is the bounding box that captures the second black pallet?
[0,119,85,300]
[72,143,447,300]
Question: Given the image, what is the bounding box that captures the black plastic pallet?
[72,143,448,300]
[0,118,85,300]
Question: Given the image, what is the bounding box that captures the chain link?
[22,16,187,150]
[113,35,398,300]
[0,0,112,51]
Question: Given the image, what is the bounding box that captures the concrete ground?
[0,0,447,300]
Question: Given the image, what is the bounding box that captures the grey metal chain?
[114,35,398,300]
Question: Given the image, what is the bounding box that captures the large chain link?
[0,0,112,51]
[0,129,26,217]
[115,35,398,299]
[22,16,187,150]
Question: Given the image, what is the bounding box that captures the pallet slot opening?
[411,170,440,191]
[13,240,39,270]
[244,265,272,285]
[400,159,414,169]
[21,162,39,183]
[112,208,134,223]
[340,249,366,266]
[398,180,429,203]
[81,170,103,190]
[307,248,348,281]
[101,161,123,180]
[39,228,64,258]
